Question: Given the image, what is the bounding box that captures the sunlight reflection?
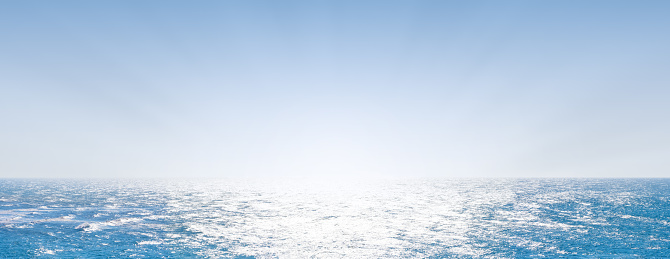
[159,178,523,258]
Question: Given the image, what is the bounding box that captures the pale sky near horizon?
[1,1,669,178]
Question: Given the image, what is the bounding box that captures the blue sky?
[1,1,669,178]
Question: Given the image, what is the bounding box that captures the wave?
[75,217,142,232]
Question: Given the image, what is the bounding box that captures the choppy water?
[1,178,669,258]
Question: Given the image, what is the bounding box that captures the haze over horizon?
[1,1,669,178]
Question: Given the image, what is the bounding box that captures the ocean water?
[1,178,669,258]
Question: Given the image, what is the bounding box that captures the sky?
[1,1,669,178]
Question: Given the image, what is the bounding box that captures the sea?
[1,178,669,258]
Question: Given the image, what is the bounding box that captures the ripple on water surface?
[1,178,670,258]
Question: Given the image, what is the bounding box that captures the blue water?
[1,178,669,258]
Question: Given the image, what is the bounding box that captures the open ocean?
[1,178,669,258]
